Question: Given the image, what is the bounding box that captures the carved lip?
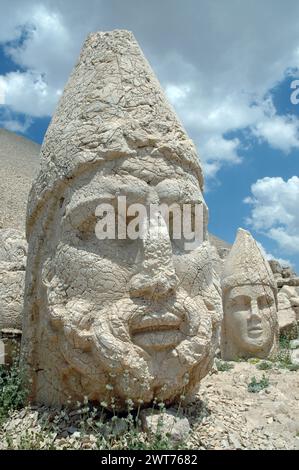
[130,312,183,349]
[248,325,263,336]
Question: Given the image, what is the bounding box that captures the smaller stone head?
[221,228,279,360]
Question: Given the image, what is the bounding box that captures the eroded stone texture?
[221,228,279,360]
[0,229,27,331]
[0,229,27,364]
[277,286,299,339]
[269,260,299,338]
[22,30,222,408]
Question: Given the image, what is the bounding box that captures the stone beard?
[30,155,222,407]
[222,284,278,359]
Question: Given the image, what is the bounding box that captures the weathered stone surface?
[209,234,231,260]
[0,128,40,232]
[289,339,299,349]
[140,408,191,443]
[269,259,283,276]
[279,285,299,322]
[277,291,298,339]
[277,277,299,288]
[221,228,279,360]
[0,229,27,332]
[22,30,222,409]
[0,329,22,366]
[0,228,26,364]
[290,349,299,366]
[188,362,299,450]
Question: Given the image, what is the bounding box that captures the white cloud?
[2,1,299,177]
[245,176,299,255]
[253,114,299,153]
[1,70,61,116]
[0,106,33,133]
[0,77,5,105]
[0,116,32,133]
[256,241,292,268]
[200,135,242,178]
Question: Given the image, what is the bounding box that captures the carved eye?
[258,295,274,309]
[228,296,251,311]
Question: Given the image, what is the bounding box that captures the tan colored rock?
[0,128,40,232]
[221,228,279,360]
[290,349,299,365]
[277,291,298,339]
[22,30,222,409]
[0,229,26,364]
[280,285,299,322]
[0,229,27,331]
[140,408,191,443]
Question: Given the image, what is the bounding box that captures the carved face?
[223,285,276,356]
[38,155,221,407]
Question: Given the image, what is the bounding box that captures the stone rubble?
[0,362,298,450]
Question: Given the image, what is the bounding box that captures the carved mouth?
[130,313,183,350]
[248,325,263,337]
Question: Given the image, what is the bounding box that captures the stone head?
[221,229,279,360]
[22,31,222,409]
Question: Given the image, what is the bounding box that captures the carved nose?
[250,300,261,320]
[129,213,178,299]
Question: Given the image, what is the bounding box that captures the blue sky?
[0,0,299,271]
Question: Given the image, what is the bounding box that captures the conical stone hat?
[222,228,276,291]
[26,30,204,238]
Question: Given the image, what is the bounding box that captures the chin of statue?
[44,288,213,408]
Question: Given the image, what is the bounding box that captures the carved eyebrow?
[63,197,117,229]
[228,295,251,303]
[156,181,204,205]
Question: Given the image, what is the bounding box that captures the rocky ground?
[188,361,299,450]
[0,360,298,450]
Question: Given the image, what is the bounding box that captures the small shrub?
[247,374,269,393]
[286,363,299,372]
[0,357,28,424]
[279,334,290,350]
[247,357,260,365]
[215,359,234,372]
[256,361,273,371]
[275,335,294,369]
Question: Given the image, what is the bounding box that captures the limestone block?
[277,277,299,288]
[0,329,22,365]
[289,339,299,349]
[21,30,222,409]
[290,349,299,366]
[277,310,297,339]
[279,285,299,322]
[221,228,279,360]
[269,260,282,276]
[140,408,190,443]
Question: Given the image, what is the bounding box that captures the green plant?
[247,357,260,365]
[5,428,57,450]
[279,334,290,350]
[0,356,28,425]
[247,374,269,393]
[275,334,294,369]
[215,359,234,372]
[256,361,273,370]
